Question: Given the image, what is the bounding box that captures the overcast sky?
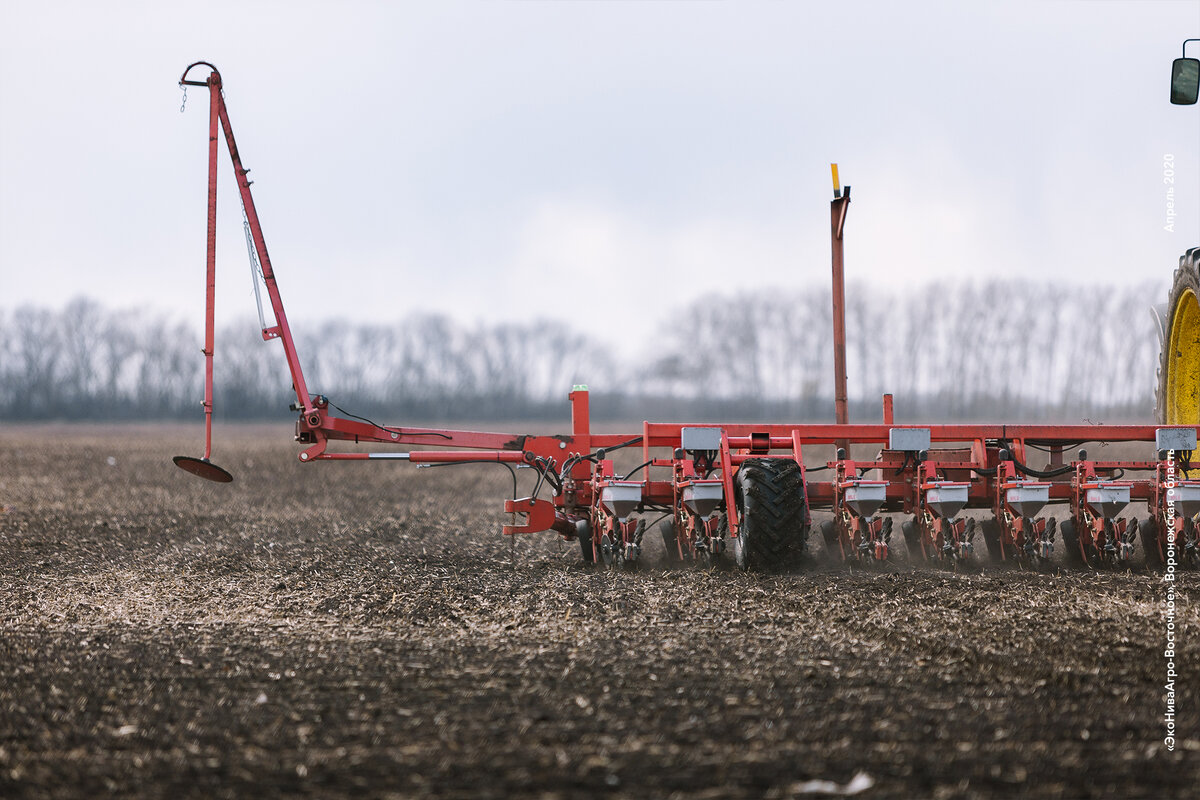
[1,0,1198,358]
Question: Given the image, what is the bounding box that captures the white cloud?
[496,200,812,355]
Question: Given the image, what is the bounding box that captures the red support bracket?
[503,497,557,535]
[720,430,738,535]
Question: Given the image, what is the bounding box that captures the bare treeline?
[639,280,1162,421]
[0,281,1162,423]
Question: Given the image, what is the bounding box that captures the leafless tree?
[0,280,1164,422]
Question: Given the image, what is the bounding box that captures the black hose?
[642,512,674,530]
[1012,460,1075,479]
[530,461,550,499]
[1025,440,1086,454]
[621,460,655,481]
[1000,440,1075,479]
[559,437,644,478]
[559,437,650,488]
[326,400,453,439]
[531,456,562,492]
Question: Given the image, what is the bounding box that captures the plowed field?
[1,425,1196,798]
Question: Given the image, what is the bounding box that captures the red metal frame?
[180,63,314,420]
[178,64,1200,571]
[201,71,219,461]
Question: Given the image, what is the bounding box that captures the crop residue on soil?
[1,424,1197,799]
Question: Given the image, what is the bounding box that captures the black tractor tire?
[1139,516,1164,569]
[1157,247,1200,424]
[732,458,809,571]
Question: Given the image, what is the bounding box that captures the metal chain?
[180,85,187,113]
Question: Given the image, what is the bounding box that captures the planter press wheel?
[901,520,925,562]
[1139,516,1163,569]
[818,519,842,564]
[980,517,1004,563]
[1061,518,1083,567]
[1060,518,1102,569]
[659,517,682,563]
[576,519,596,564]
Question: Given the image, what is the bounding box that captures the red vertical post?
[883,393,894,425]
[202,72,221,461]
[830,164,851,450]
[570,386,590,438]
[569,386,591,479]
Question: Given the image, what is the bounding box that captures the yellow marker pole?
[831,163,841,198]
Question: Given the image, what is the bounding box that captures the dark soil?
[1,424,1196,799]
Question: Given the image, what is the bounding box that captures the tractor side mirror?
[1171,58,1199,105]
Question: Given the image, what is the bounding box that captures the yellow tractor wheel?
[1158,247,1200,424]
